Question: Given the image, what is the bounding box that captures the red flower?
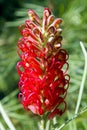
[17,7,70,119]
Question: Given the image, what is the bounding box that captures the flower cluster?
[17,8,70,119]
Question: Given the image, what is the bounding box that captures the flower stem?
[46,120,50,130]
[75,41,87,114]
[38,119,45,130]
[53,117,58,130]
[0,102,16,130]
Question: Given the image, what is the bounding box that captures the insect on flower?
[16,7,70,119]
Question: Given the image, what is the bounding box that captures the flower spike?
[17,7,70,119]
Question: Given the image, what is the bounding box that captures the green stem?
[46,120,50,130]
[0,102,16,130]
[75,41,87,114]
[53,117,58,130]
[38,119,45,130]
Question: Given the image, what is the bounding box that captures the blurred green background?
[0,0,87,130]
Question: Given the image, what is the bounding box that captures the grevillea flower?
[17,8,70,119]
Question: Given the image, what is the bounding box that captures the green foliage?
[62,0,87,44]
[0,0,87,129]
